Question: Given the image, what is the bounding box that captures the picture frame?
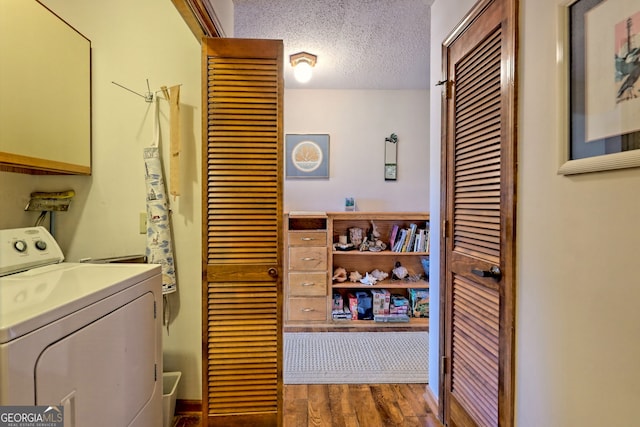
[558,0,640,175]
[285,134,330,179]
[384,133,398,181]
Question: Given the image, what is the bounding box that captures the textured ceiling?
[231,0,433,90]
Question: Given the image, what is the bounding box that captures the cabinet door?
[0,0,91,175]
[202,38,283,426]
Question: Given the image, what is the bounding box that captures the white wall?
[0,0,203,399]
[209,0,234,36]
[517,0,640,425]
[285,89,430,212]
[431,1,640,425]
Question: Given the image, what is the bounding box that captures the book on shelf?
[390,222,431,253]
[405,223,417,253]
[392,229,407,252]
[425,227,430,253]
[400,234,409,252]
[389,224,399,249]
[414,229,425,252]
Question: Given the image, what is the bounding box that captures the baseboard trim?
[423,385,439,418]
[176,399,202,415]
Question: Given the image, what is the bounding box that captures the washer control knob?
[35,240,47,251]
[14,240,27,252]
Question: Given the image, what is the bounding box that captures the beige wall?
[284,89,430,213]
[430,1,640,425]
[0,0,203,399]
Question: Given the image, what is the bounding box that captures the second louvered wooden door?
[441,0,517,426]
[201,38,283,427]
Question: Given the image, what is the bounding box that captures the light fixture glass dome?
[293,60,313,83]
[290,52,317,84]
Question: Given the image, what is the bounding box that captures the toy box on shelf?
[409,288,429,318]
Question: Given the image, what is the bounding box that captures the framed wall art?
[285,134,330,179]
[558,0,640,175]
[384,133,398,181]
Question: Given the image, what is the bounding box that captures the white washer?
[0,227,163,427]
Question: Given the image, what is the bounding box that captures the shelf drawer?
[288,297,327,321]
[289,247,327,270]
[288,231,327,247]
[288,272,327,296]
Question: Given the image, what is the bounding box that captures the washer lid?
[0,262,161,343]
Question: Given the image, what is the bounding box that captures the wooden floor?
[175,383,442,427]
[284,383,441,427]
[177,326,439,426]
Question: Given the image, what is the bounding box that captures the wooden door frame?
[438,0,518,424]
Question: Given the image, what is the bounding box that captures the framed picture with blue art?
[558,0,640,175]
[285,134,330,179]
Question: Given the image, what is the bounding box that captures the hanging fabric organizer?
[144,97,177,295]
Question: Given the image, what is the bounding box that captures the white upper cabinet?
[0,0,91,175]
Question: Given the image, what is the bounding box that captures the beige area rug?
[283,332,428,384]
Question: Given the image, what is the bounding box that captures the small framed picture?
[558,0,640,175]
[285,134,330,179]
[385,164,397,180]
[345,197,355,211]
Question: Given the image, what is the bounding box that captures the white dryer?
[0,227,163,427]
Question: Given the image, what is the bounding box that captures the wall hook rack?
[112,79,154,102]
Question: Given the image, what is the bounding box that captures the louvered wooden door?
[201,38,283,427]
[441,1,517,426]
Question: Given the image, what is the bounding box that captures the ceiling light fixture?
[289,52,317,83]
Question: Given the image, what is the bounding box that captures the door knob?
[267,267,278,278]
[471,265,502,280]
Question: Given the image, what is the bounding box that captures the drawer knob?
[301,282,315,286]
[301,257,316,261]
[301,308,315,312]
[301,237,315,241]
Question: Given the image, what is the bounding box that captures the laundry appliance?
[0,226,163,426]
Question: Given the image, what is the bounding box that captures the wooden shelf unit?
[284,213,330,324]
[284,212,430,329]
[328,212,430,328]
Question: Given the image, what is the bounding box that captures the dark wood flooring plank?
[328,384,355,417]
[404,416,429,427]
[308,384,333,427]
[396,383,430,417]
[390,383,421,418]
[285,384,309,401]
[370,384,405,427]
[176,383,444,427]
[283,398,309,427]
[350,384,385,427]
